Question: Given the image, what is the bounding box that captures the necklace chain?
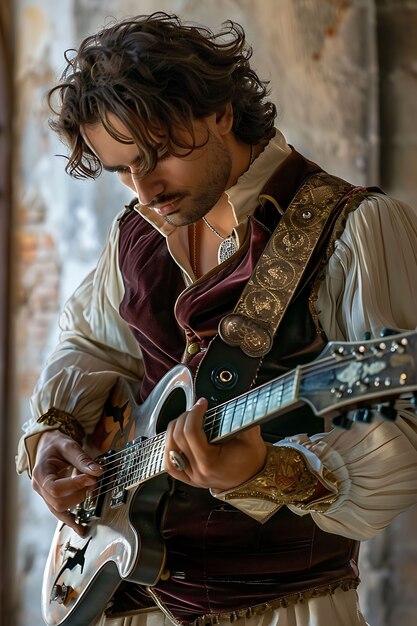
[192,221,198,277]
[192,145,254,275]
[201,216,226,240]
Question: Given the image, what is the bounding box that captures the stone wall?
[8,1,417,625]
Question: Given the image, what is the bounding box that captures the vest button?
[187,342,200,355]
[160,569,170,580]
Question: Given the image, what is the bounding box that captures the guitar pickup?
[110,439,141,508]
[73,452,111,523]
[110,456,129,506]
[110,485,128,507]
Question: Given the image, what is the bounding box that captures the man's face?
[82,113,233,227]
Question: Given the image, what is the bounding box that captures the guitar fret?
[128,442,149,488]
[238,395,251,419]
[211,376,297,442]
[282,377,295,404]
[218,399,240,437]
[136,447,146,482]
[253,387,270,419]
[206,406,222,440]
[148,443,158,477]
[240,391,257,427]
[142,438,157,480]
[155,437,165,474]
[265,380,283,415]
[222,394,251,436]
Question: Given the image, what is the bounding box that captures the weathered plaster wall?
[377,0,417,204]
[9,1,417,625]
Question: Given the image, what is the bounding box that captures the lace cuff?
[36,408,85,444]
[212,443,339,522]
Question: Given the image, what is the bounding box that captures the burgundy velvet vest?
[111,151,364,624]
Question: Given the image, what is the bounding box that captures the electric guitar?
[42,330,417,626]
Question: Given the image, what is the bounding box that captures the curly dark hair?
[48,12,277,179]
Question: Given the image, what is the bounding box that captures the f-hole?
[156,387,187,433]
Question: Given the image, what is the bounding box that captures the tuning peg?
[362,331,372,341]
[353,408,373,423]
[380,328,399,337]
[377,402,397,421]
[332,414,353,430]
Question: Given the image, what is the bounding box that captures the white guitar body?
[42,365,195,626]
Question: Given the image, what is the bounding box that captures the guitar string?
[89,381,287,493]
[85,398,262,501]
[83,360,337,502]
[83,375,297,501]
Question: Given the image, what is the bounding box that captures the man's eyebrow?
[102,154,142,173]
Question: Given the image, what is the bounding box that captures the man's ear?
[216,102,234,135]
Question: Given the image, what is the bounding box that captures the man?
[16,12,417,626]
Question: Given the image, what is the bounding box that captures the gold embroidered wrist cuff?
[220,444,320,507]
[36,408,85,444]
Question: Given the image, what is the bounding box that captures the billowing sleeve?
[16,215,144,475]
[291,193,417,539]
[288,403,417,540]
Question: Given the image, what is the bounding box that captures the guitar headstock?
[298,329,417,420]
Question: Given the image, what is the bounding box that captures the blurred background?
[1,1,417,625]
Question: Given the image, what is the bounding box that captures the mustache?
[138,192,187,209]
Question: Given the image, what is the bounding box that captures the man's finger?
[41,472,97,498]
[58,440,103,476]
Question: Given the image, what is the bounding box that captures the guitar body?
[42,365,195,626]
[41,330,417,626]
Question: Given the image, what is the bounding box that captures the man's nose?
[131,171,164,207]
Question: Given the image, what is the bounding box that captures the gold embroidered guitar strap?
[218,171,363,357]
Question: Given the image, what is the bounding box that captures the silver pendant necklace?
[201,145,254,265]
[201,216,238,263]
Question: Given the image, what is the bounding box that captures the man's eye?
[113,150,170,178]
